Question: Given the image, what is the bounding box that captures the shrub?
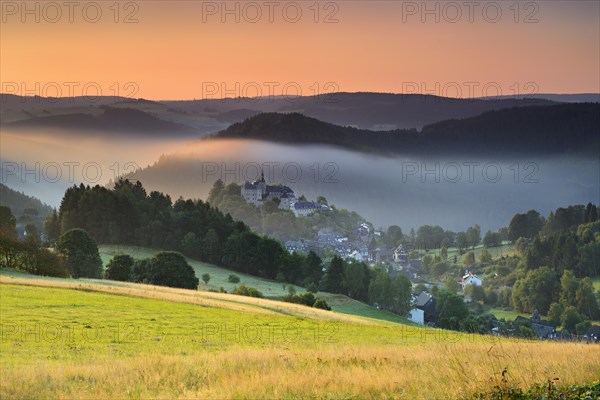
[105,254,134,281]
[475,371,599,400]
[131,259,151,283]
[27,247,69,278]
[232,285,263,298]
[313,298,331,310]
[149,251,199,289]
[202,273,211,284]
[284,292,316,306]
[283,292,331,310]
[228,274,240,283]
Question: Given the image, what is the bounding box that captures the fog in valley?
[0,129,191,207]
[4,129,596,232]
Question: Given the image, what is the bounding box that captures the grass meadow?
[1,272,599,399]
[99,245,409,324]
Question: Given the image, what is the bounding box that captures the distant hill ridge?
[0,183,53,218]
[2,92,598,135]
[214,103,600,156]
[4,106,197,135]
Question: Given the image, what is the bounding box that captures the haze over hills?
[479,93,600,103]
[163,92,560,130]
[3,92,595,133]
[214,103,600,157]
[5,106,198,136]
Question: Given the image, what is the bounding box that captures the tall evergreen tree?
[321,255,345,293]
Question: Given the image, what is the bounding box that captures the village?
[239,174,600,342]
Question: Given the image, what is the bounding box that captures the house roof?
[415,292,432,308]
[462,272,481,282]
[266,185,294,194]
[293,201,322,210]
[531,323,555,338]
[585,325,600,337]
[376,248,393,257]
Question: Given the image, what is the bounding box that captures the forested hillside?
[214,103,600,156]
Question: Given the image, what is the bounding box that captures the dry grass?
[1,342,598,399]
[1,275,599,399]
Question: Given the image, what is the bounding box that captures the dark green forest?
[215,103,600,156]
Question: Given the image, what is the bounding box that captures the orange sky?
[1,0,599,100]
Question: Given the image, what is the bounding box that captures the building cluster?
[241,172,328,217]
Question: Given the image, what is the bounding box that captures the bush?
[431,261,449,277]
[475,373,599,400]
[284,292,316,306]
[149,251,199,289]
[232,285,263,298]
[575,320,591,335]
[202,273,211,284]
[131,259,151,283]
[105,254,134,281]
[283,292,331,310]
[228,274,240,283]
[313,298,331,310]
[27,247,69,278]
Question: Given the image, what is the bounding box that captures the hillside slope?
[214,103,600,156]
[5,106,198,136]
[98,245,407,324]
[1,274,598,399]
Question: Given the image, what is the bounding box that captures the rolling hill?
[213,103,600,156]
[0,183,53,218]
[98,245,408,324]
[1,270,598,399]
[2,92,571,133]
[5,106,199,136]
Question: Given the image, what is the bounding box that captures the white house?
[407,307,425,325]
[461,271,483,289]
[291,201,327,217]
[348,250,364,262]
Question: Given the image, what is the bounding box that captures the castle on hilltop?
[241,171,296,210]
[241,171,327,216]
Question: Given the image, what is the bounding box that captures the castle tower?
[255,169,267,196]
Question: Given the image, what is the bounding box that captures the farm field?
[99,245,405,324]
[1,273,599,399]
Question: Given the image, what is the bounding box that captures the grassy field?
[593,277,600,292]
[1,273,599,399]
[486,307,530,321]
[99,245,406,324]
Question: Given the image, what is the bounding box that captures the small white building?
[349,250,364,262]
[292,201,327,217]
[408,308,425,325]
[461,272,482,289]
